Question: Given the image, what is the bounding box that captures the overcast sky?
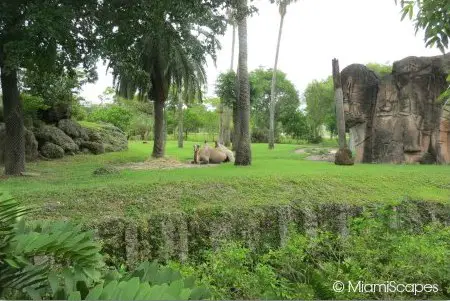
[80,0,442,103]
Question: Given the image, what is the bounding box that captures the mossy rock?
[40,142,65,159]
[34,124,79,153]
[81,141,105,155]
[79,122,128,152]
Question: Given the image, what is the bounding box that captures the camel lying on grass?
[192,142,234,164]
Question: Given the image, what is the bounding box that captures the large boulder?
[0,123,39,165]
[342,53,450,164]
[34,125,79,153]
[57,119,88,140]
[24,128,39,162]
[80,141,105,155]
[81,123,128,152]
[40,142,65,159]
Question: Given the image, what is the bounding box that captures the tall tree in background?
[219,9,236,147]
[268,0,297,149]
[304,78,334,142]
[98,0,226,158]
[0,0,98,175]
[234,0,252,165]
[174,57,207,149]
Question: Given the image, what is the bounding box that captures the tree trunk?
[230,24,236,71]
[231,103,239,151]
[223,106,232,147]
[332,59,346,149]
[1,65,25,175]
[332,58,354,165]
[152,98,165,158]
[235,0,251,166]
[177,92,184,148]
[269,11,286,150]
[219,101,224,144]
[225,23,236,148]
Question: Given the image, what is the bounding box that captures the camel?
[192,141,233,164]
[215,141,235,163]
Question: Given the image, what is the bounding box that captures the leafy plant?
[0,193,210,300]
[87,105,134,131]
[0,192,104,300]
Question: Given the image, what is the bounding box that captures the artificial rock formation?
[342,53,450,164]
[0,119,128,165]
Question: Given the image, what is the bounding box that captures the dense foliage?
[304,77,335,142]
[172,212,450,300]
[0,192,210,300]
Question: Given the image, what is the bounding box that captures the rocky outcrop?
[57,119,88,140]
[0,119,128,165]
[342,53,450,164]
[80,141,105,155]
[24,128,39,162]
[35,125,79,154]
[40,142,65,159]
[0,123,39,164]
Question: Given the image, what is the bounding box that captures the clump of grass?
[93,166,120,176]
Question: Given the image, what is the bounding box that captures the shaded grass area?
[0,141,449,222]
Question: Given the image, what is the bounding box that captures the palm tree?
[234,0,252,165]
[138,21,214,158]
[219,9,236,147]
[268,0,297,149]
[173,58,207,149]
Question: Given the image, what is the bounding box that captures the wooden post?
[332,58,354,165]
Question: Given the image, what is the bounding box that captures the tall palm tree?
[235,0,252,165]
[268,0,297,149]
[138,20,215,158]
[173,56,207,149]
[219,9,236,147]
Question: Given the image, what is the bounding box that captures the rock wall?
[342,53,450,164]
[83,200,449,268]
[0,119,128,164]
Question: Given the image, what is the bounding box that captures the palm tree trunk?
[177,92,184,148]
[230,24,236,71]
[223,106,232,147]
[220,23,237,146]
[1,65,25,175]
[269,11,286,150]
[152,98,165,158]
[232,57,241,152]
[235,0,251,166]
[332,58,353,165]
[333,59,346,149]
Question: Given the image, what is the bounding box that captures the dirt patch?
[304,148,338,162]
[294,149,306,154]
[306,154,335,162]
[117,157,219,171]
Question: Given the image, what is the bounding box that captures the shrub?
[20,93,50,120]
[173,210,450,300]
[251,128,268,143]
[87,105,133,132]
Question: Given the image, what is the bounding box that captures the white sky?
[80,0,442,103]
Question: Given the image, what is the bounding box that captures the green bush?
[20,93,50,120]
[173,211,450,300]
[87,105,133,131]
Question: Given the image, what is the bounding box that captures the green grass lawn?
[1,141,449,222]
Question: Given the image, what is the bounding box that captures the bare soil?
[117,157,219,171]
